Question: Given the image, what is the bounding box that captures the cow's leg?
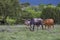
[37,26,38,31]
[48,25,49,29]
[50,25,52,29]
[29,24,35,31]
[48,25,51,29]
[50,25,54,29]
[41,24,44,30]
[32,25,35,31]
[29,24,32,31]
[53,25,54,28]
[45,25,46,29]
[37,25,39,31]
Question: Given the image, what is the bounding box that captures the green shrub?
[6,17,16,25]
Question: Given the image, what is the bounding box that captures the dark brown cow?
[43,19,54,29]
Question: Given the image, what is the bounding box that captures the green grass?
[0,25,60,40]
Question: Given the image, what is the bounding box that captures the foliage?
[0,0,21,22]
[21,2,30,7]
[25,7,42,18]
[6,17,16,25]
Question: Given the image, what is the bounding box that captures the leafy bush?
[6,17,16,25]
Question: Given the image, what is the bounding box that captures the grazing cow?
[43,19,54,29]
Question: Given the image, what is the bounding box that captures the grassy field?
[0,25,60,40]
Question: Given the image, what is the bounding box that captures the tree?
[25,6,42,18]
[39,4,46,11]
[0,0,21,24]
[57,3,60,7]
[21,2,30,7]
